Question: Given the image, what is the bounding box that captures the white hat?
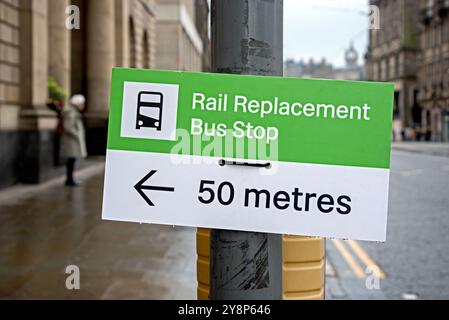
[70,94,86,107]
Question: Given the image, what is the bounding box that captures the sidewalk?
[0,158,104,206]
[0,160,196,299]
[391,142,449,158]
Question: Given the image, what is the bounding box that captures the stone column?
[18,0,58,184]
[421,109,428,129]
[48,0,71,105]
[85,0,115,154]
[19,0,49,122]
[86,0,115,121]
[115,0,129,67]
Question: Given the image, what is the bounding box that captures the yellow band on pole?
[196,229,325,300]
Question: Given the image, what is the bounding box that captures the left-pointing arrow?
[134,170,175,207]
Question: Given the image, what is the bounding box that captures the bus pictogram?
[136,91,163,131]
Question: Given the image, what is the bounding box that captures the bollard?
[196,228,211,300]
[197,229,325,300]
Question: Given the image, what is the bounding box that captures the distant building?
[284,57,334,79]
[284,43,364,81]
[365,0,421,137]
[366,0,449,142]
[334,44,365,81]
[417,0,449,141]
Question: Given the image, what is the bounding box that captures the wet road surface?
[326,150,449,299]
[0,166,196,299]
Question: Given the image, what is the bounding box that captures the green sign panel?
[102,68,394,241]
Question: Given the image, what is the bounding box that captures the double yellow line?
[331,239,385,279]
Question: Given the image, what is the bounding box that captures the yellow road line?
[346,240,386,279]
[331,239,365,278]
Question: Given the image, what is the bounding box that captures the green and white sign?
[102,68,393,241]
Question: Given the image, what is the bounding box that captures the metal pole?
[210,0,284,300]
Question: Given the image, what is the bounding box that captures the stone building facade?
[195,0,210,72]
[417,0,449,141]
[154,0,204,71]
[0,0,210,188]
[365,0,421,134]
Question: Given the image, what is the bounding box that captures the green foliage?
[48,77,67,103]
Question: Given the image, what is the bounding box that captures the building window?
[394,91,400,118]
[129,17,136,68]
[443,20,449,43]
[385,59,390,81]
[443,58,449,90]
[143,31,150,69]
[377,62,382,81]
[396,54,401,78]
[381,59,387,81]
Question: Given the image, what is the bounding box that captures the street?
[0,149,448,299]
[327,149,449,299]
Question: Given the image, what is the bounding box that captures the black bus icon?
[136,91,163,131]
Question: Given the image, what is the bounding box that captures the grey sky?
[284,0,369,67]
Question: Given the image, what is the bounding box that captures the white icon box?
[121,81,179,141]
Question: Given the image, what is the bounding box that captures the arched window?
[129,17,136,68]
[143,30,150,69]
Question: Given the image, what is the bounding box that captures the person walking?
[60,94,87,186]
